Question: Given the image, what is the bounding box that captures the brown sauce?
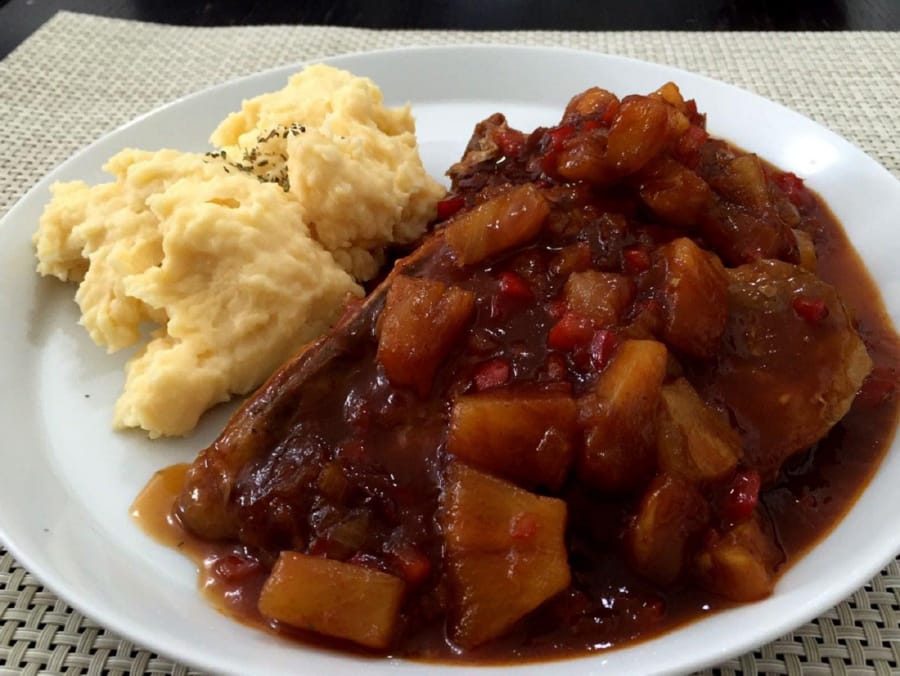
[132,464,353,653]
[131,464,268,623]
[132,204,900,663]
[132,87,900,663]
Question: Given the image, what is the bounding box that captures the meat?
[702,259,872,480]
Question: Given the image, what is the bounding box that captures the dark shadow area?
[714,0,847,30]
[3,0,899,59]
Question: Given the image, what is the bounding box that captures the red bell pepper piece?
[548,312,594,351]
[721,470,761,523]
[792,296,829,323]
[622,246,652,274]
[540,123,576,174]
[498,270,533,300]
[473,358,511,391]
[436,195,465,220]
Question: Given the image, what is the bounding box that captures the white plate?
[1,45,899,676]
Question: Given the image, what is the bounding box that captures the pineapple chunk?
[443,184,549,266]
[258,552,405,649]
[694,516,784,601]
[377,275,474,396]
[606,97,671,175]
[638,156,712,227]
[563,87,619,122]
[793,228,818,272]
[447,387,577,490]
[625,474,710,585]
[657,378,741,483]
[655,237,728,358]
[712,154,770,212]
[577,339,668,491]
[563,271,634,328]
[441,462,570,649]
[651,82,686,110]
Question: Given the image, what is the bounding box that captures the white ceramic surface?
[1,46,899,675]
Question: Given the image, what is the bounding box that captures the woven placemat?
[1,11,899,675]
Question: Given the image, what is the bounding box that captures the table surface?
[2,0,900,58]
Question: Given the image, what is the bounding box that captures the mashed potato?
[33,65,443,437]
[212,64,445,280]
[35,148,362,437]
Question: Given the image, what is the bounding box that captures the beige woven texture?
[1,11,899,675]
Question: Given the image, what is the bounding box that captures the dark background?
[2,0,899,59]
